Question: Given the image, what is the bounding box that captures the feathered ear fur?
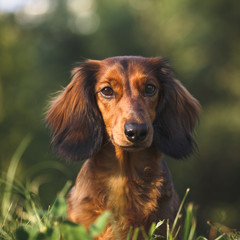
[152,58,200,159]
[46,60,103,161]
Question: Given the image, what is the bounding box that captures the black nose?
[124,122,149,143]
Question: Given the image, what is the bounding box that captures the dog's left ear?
[46,60,103,161]
[152,58,200,159]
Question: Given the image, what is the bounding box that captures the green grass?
[0,139,239,240]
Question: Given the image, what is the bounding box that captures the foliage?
[1,179,111,240]
[0,0,240,235]
[1,176,239,240]
[0,141,110,240]
[1,143,239,240]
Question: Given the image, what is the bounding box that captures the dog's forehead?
[100,56,153,79]
[104,56,148,69]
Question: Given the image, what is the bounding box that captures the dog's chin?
[118,145,146,152]
[114,141,152,152]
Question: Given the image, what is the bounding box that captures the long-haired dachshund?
[46,56,200,239]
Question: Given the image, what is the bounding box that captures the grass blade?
[170,188,190,237]
[132,228,140,240]
[1,134,32,217]
[126,226,133,240]
[140,226,149,240]
[183,203,196,240]
[187,218,196,240]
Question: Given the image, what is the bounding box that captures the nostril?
[138,124,148,141]
[124,123,137,142]
[124,122,148,143]
[139,127,148,139]
[127,131,135,138]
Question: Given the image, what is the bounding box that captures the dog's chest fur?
[67,146,177,239]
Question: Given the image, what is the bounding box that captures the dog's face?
[46,56,200,161]
[95,57,160,150]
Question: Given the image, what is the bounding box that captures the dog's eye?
[144,84,157,96]
[100,87,114,98]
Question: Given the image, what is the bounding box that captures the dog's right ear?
[150,57,200,159]
[46,60,103,161]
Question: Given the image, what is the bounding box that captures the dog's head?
[46,56,200,161]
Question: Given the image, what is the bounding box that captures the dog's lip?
[120,145,137,149]
[118,145,145,151]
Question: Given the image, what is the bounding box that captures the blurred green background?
[0,0,239,235]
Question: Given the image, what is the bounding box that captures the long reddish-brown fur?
[46,56,200,239]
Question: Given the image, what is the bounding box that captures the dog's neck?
[93,142,162,178]
[91,143,164,225]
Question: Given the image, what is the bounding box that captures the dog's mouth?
[117,143,148,152]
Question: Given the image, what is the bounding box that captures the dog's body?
[67,146,179,239]
[47,56,200,239]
